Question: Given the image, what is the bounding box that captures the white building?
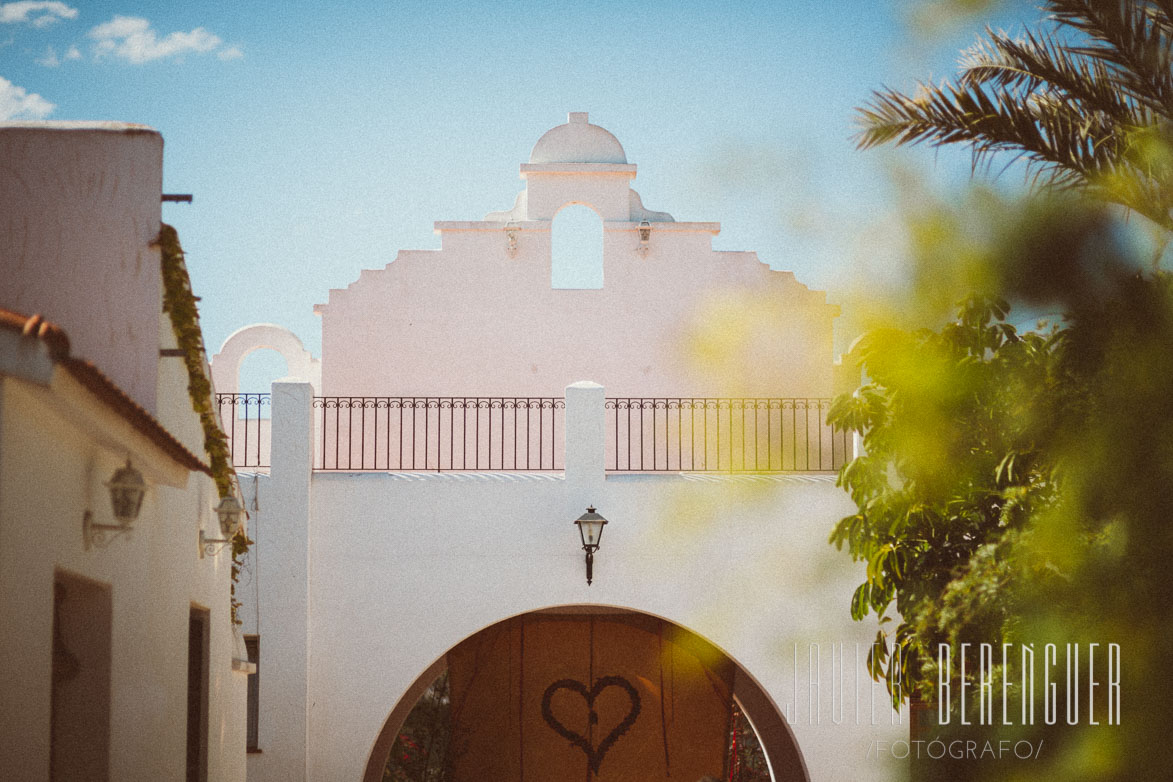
[0,123,248,782]
[218,114,907,782]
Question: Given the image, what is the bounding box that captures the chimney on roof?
[568,112,589,124]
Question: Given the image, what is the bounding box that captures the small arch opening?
[238,348,289,398]
[551,203,604,289]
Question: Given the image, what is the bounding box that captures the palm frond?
[1141,0,1173,35]
[1050,0,1173,112]
[857,80,1120,173]
[856,0,1173,230]
[960,28,1140,122]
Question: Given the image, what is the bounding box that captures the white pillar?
[253,380,313,782]
[564,380,606,511]
[271,381,314,480]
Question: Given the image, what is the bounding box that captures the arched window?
[551,204,603,289]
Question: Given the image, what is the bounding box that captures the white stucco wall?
[0,370,247,782]
[238,382,313,782]
[238,382,906,782]
[317,229,835,398]
[0,122,164,414]
[521,167,635,220]
[0,122,246,782]
[232,115,885,782]
[313,115,838,399]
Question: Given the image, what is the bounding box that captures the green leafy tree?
[835,1,1173,778]
[829,295,1071,703]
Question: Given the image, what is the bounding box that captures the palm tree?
[857,0,1173,231]
[846,5,1173,780]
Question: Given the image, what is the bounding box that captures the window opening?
[551,204,604,289]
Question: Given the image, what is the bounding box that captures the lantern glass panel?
[110,487,144,525]
[581,520,603,546]
[216,496,244,536]
[107,463,146,526]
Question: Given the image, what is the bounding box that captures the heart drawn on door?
[540,675,642,774]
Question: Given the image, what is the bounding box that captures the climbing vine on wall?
[158,223,251,623]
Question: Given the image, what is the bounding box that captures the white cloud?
[89,15,223,64]
[89,14,149,41]
[35,41,77,66]
[0,2,77,27]
[0,75,54,119]
[216,44,243,61]
[35,42,56,65]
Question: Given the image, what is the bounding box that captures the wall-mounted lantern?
[84,460,146,550]
[636,220,651,257]
[200,495,245,558]
[574,506,609,585]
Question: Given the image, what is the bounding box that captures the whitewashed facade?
[221,114,908,781]
[0,123,248,782]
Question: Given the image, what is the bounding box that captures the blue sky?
[1,0,1036,387]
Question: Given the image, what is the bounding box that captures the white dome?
[528,112,627,164]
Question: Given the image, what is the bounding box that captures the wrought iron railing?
[605,398,848,472]
[216,393,271,470]
[312,397,565,471]
[215,393,850,474]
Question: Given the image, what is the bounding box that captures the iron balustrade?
[216,393,271,470]
[605,398,848,472]
[312,397,565,471]
[214,393,850,474]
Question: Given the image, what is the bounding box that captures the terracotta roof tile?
[0,307,211,476]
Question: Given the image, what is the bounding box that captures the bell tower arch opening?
[551,203,604,290]
[361,607,810,782]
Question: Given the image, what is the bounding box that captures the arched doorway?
[362,606,809,781]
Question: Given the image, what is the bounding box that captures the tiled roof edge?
[0,307,211,476]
